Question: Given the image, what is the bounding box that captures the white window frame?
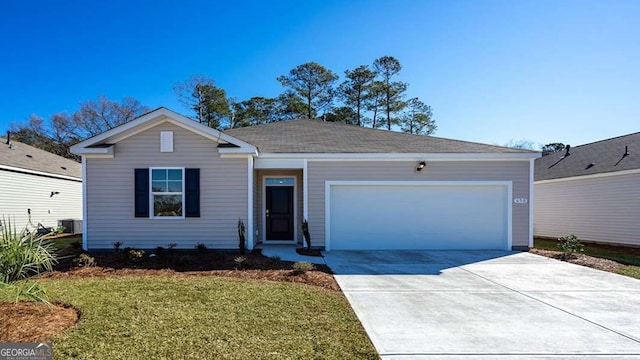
[149,167,185,219]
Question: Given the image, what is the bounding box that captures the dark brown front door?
[266,186,294,241]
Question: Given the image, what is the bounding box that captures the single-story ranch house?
[535,132,639,247]
[1,133,82,232]
[70,108,539,251]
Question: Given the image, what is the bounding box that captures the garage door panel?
[329,184,509,250]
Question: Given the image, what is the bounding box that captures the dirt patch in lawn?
[44,250,339,291]
[530,248,626,272]
[0,302,79,342]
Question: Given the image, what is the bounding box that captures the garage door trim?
[324,180,513,251]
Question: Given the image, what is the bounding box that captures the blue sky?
[1,0,638,148]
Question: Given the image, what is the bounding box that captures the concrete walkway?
[323,250,640,359]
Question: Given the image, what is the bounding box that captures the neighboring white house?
[534,132,639,247]
[71,107,539,252]
[0,132,82,232]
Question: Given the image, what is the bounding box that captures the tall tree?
[73,96,148,138]
[373,56,407,130]
[230,97,278,128]
[505,139,537,150]
[400,98,436,135]
[10,96,148,161]
[274,92,309,120]
[277,62,338,119]
[323,106,358,125]
[338,65,376,126]
[364,81,386,128]
[541,143,565,156]
[174,75,231,129]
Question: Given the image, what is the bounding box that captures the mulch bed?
[295,248,323,257]
[44,249,339,291]
[0,302,79,342]
[530,248,626,272]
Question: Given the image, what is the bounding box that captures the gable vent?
[160,131,174,153]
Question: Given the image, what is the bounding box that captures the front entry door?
[266,186,294,241]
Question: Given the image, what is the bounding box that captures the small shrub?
[0,218,57,303]
[55,226,66,234]
[112,241,123,252]
[238,218,246,255]
[195,243,208,253]
[234,256,247,270]
[269,255,282,266]
[126,248,146,263]
[176,255,191,267]
[155,246,165,255]
[73,253,96,267]
[292,261,315,274]
[557,234,585,260]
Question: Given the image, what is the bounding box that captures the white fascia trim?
[73,146,114,155]
[70,108,257,154]
[324,180,513,252]
[302,159,308,220]
[247,156,254,250]
[258,152,540,161]
[254,158,305,169]
[534,168,640,185]
[528,158,534,248]
[218,148,259,155]
[0,164,83,182]
[81,156,88,251]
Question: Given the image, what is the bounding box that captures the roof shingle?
[0,137,82,179]
[535,132,640,181]
[225,120,533,154]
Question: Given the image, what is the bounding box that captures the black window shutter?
[134,169,150,217]
[185,168,200,217]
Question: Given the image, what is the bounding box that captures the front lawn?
[533,237,640,280]
[1,276,377,359]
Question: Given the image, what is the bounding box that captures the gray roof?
[225,119,533,154]
[0,137,82,179]
[535,132,640,181]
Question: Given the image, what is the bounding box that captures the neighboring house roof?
[535,132,640,181]
[0,137,82,179]
[225,120,533,154]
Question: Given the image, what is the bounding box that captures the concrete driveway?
[323,250,640,359]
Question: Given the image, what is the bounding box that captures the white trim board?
[258,152,540,161]
[262,175,297,244]
[70,108,256,155]
[0,164,82,182]
[529,158,534,248]
[324,180,513,252]
[81,156,88,251]
[534,168,640,184]
[247,157,254,250]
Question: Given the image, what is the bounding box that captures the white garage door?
[328,182,510,250]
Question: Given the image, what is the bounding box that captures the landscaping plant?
[0,218,57,303]
[73,253,96,267]
[292,261,315,274]
[234,256,247,270]
[238,218,246,255]
[195,242,208,253]
[557,234,585,260]
[112,241,123,252]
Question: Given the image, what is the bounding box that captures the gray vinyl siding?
[85,123,248,250]
[534,172,640,246]
[254,169,303,244]
[307,161,531,248]
[0,170,82,230]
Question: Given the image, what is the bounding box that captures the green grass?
[1,276,377,359]
[534,237,640,280]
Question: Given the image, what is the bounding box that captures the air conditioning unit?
[57,219,83,234]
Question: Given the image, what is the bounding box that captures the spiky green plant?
[0,218,57,303]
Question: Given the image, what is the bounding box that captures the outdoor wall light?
[416,161,426,171]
